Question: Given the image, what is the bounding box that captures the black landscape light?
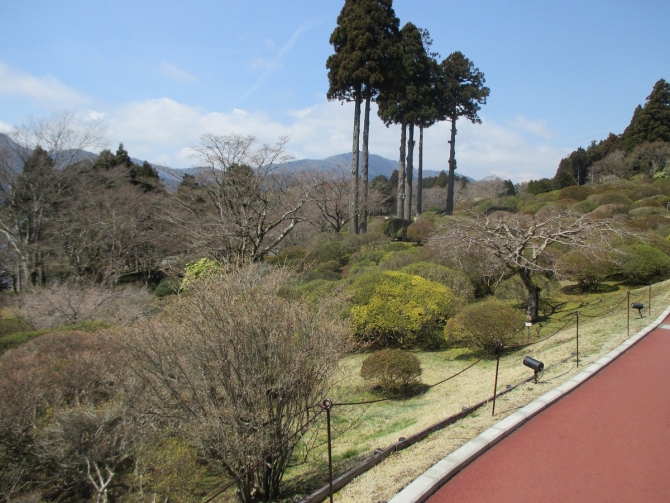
[631,303,644,318]
[523,356,544,382]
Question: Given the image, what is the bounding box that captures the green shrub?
[573,199,599,213]
[619,244,670,284]
[426,205,445,214]
[590,203,631,218]
[556,250,615,292]
[444,299,524,353]
[182,258,221,288]
[520,202,548,215]
[319,241,345,264]
[385,241,412,252]
[350,271,459,347]
[318,260,341,273]
[378,248,420,270]
[347,270,386,305]
[627,216,670,233]
[401,262,475,303]
[155,277,181,298]
[559,185,593,201]
[406,219,435,244]
[628,206,670,218]
[360,349,422,392]
[586,191,633,207]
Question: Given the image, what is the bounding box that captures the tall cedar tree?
[326,0,399,235]
[416,31,440,215]
[437,52,489,214]
[377,22,434,228]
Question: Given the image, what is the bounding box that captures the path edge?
[388,303,670,503]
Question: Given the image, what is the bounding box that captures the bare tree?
[0,112,108,290]
[120,264,346,502]
[170,134,306,262]
[302,167,351,232]
[429,211,621,321]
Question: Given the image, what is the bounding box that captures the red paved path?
[428,317,670,503]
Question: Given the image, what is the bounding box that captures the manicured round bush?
[350,271,459,347]
[444,299,525,353]
[559,185,593,201]
[155,277,180,298]
[556,250,615,292]
[586,191,633,207]
[589,203,631,218]
[573,200,598,213]
[619,244,670,284]
[401,262,475,303]
[360,349,422,392]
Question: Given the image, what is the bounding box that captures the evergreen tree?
[622,79,670,150]
[377,22,433,225]
[436,52,489,214]
[326,0,400,235]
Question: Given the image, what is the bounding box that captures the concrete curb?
[389,303,670,503]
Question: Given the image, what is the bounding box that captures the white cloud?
[160,62,199,83]
[104,97,568,182]
[0,60,91,107]
[507,115,555,140]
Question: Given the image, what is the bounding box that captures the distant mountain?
[281,152,446,179]
[1,135,471,186]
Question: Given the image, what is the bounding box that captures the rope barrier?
[578,294,628,318]
[332,358,483,407]
[506,314,576,350]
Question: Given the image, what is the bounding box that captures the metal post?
[576,311,580,368]
[323,399,334,503]
[401,193,406,242]
[649,283,652,317]
[627,291,631,338]
[492,340,502,417]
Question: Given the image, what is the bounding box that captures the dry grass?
[283,280,669,503]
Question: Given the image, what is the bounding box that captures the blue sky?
[1,0,668,181]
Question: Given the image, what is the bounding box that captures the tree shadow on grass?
[561,283,620,295]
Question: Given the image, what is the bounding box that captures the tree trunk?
[446,117,457,215]
[519,268,541,322]
[417,125,423,215]
[405,123,415,221]
[349,86,361,236]
[397,119,407,222]
[359,93,371,234]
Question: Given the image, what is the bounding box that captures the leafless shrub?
[119,263,347,503]
[0,331,131,501]
[13,283,155,330]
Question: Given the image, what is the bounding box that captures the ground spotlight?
[523,356,544,382]
[631,303,644,318]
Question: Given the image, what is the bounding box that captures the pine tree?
[436,52,490,214]
[326,0,399,235]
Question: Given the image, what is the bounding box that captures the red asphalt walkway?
[428,315,670,503]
